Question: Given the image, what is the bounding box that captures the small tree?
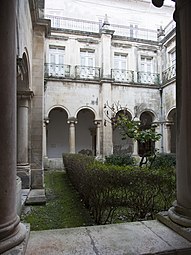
[104,103,162,168]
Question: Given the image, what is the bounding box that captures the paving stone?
[25,220,191,255]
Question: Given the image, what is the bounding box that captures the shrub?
[105,154,135,166]
[150,153,176,169]
[63,154,176,225]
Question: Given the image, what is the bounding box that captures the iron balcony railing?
[137,72,160,85]
[46,15,158,41]
[75,66,101,80]
[44,64,162,85]
[111,69,134,83]
[44,63,71,78]
[162,64,176,84]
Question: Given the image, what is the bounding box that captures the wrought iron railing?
[44,63,71,78]
[44,64,161,85]
[162,64,176,84]
[137,72,160,85]
[75,66,101,80]
[111,69,134,83]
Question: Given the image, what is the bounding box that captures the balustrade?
[162,64,176,84]
[111,69,134,83]
[75,66,101,80]
[44,63,70,78]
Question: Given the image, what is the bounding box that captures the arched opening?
[76,109,95,155]
[167,108,176,153]
[112,110,133,155]
[47,107,69,158]
[138,111,155,157]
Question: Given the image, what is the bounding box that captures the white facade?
[43,0,176,163]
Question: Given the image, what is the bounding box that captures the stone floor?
[25,220,191,255]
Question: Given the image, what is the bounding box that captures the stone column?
[100,20,114,157]
[68,118,77,153]
[168,0,191,227]
[164,123,172,153]
[0,1,26,253]
[43,118,49,168]
[17,93,33,188]
[133,140,138,156]
[94,120,101,156]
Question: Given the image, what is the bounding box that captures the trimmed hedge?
[63,153,176,224]
[105,154,136,166]
[150,153,176,169]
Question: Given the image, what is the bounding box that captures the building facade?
[44,0,176,167]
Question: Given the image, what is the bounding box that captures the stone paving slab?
[25,220,191,255]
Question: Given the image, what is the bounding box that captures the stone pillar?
[94,120,101,156]
[17,93,33,188]
[100,20,114,79]
[43,118,50,157]
[164,123,172,153]
[0,1,26,253]
[100,21,114,157]
[89,128,96,156]
[168,0,191,227]
[133,140,138,156]
[43,118,49,169]
[68,118,77,153]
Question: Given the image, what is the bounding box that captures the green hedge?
[63,153,176,224]
[150,153,176,169]
[105,154,136,166]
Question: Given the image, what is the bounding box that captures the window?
[80,50,95,78]
[49,46,65,77]
[138,56,157,84]
[141,56,152,73]
[113,53,128,81]
[169,50,176,66]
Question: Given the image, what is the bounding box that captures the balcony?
[44,63,71,78]
[44,64,161,86]
[75,66,101,80]
[162,64,176,84]
[111,69,134,83]
[137,72,160,85]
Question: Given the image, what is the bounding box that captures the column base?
[157,211,191,243]
[0,222,27,254]
[168,201,191,227]
[17,164,31,189]
[25,188,46,205]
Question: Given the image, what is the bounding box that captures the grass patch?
[21,170,94,230]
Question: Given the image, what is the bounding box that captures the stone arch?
[47,107,69,158]
[138,111,155,157]
[75,106,98,119]
[46,105,70,119]
[76,108,96,155]
[112,109,133,155]
[167,108,176,153]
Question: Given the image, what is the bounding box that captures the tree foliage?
[104,102,162,167]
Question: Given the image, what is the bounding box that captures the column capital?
[44,118,50,125]
[17,90,34,100]
[67,117,78,124]
[94,120,102,126]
